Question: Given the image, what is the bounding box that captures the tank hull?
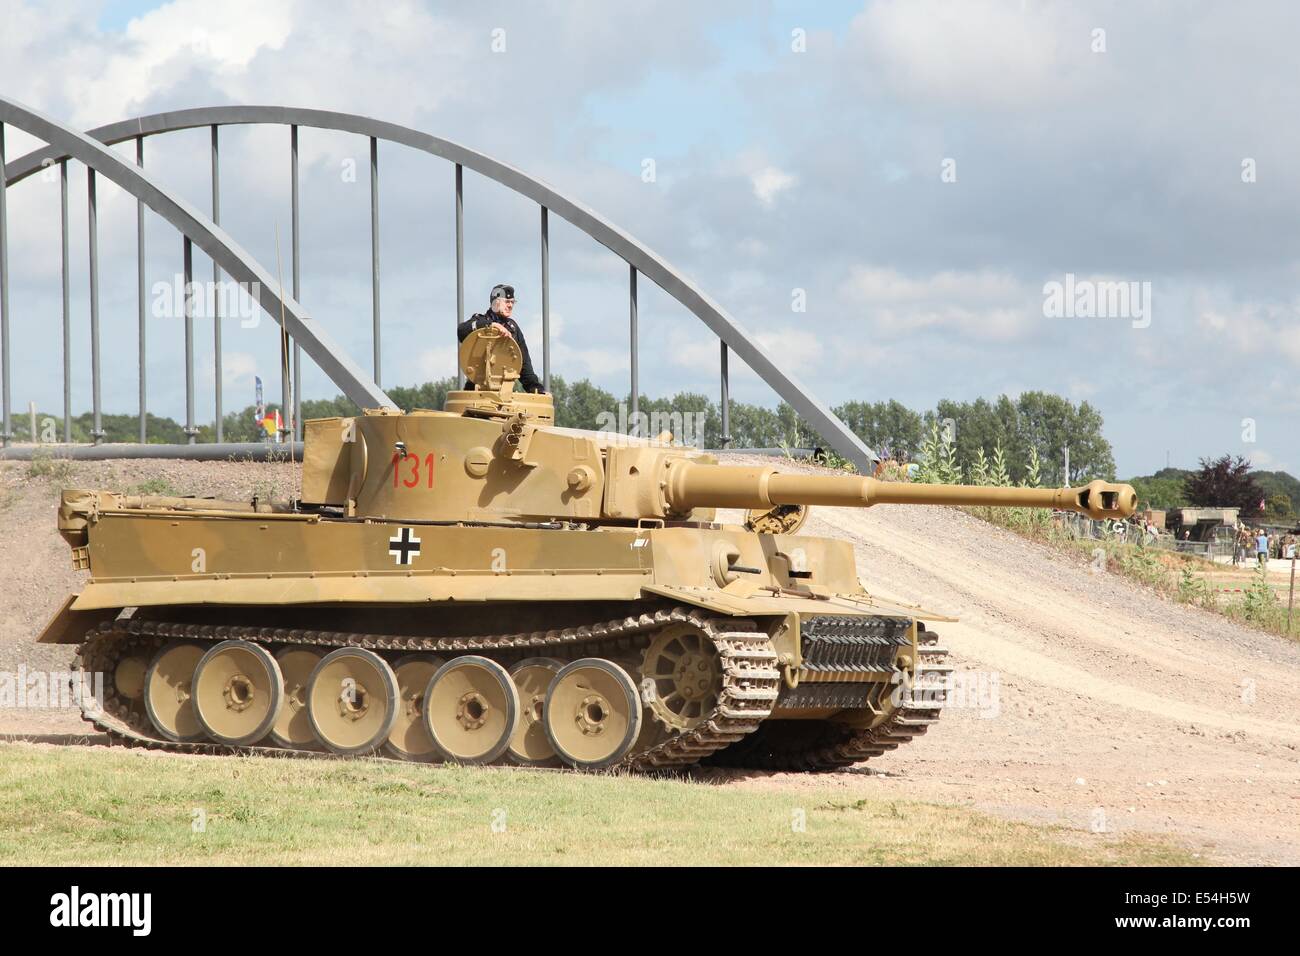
[47,510,949,771]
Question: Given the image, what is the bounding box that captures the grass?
[25,448,76,483]
[126,477,183,497]
[0,742,1200,866]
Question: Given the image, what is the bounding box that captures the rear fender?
[35,594,121,644]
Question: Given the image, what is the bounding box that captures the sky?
[1,0,1298,477]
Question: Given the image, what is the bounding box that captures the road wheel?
[423,656,518,765]
[384,654,445,761]
[143,642,207,742]
[307,648,399,755]
[113,654,148,702]
[507,657,564,766]
[192,640,284,746]
[269,647,324,749]
[545,658,643,771]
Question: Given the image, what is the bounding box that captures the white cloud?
[221,351,259,388]
[839,266,1036,340]
[846,0,1097,110]
[1066,378,1099,400]
[85,1,295,127]
[755,329,822,376]
[1194,291,1300,367]
[414,345,458,383]
[553,344,629,378]
[750,166,796,206]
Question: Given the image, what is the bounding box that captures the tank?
[38,328,1137,771]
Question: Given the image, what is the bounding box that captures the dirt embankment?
[1,456,1297,863]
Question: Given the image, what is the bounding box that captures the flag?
[261,409,282,439]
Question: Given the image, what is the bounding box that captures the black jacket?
[456,312,545,393]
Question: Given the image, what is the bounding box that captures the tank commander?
[457,283,546,393]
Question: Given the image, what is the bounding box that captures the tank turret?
[296,328,1136,526]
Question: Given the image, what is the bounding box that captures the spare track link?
[74,608,780,773]
[707,627,949,772]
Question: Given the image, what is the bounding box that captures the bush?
[127,477,183,497]
[26,448,75,484]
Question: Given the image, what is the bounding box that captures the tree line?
[20,377,1119,482]
[1128,458,1297,522]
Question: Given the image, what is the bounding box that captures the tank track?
[73,608,781,773]
[705,628,950,772]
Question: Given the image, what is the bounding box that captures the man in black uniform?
[456,283,545,393]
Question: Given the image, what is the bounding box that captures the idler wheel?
[544,658,643,771]
[383,654,446,762]
[143,642,207,742]
[269,647,324,749]
[306,648,399,756]
[640,624,721,732]
[192,640,285,746]
[506,657,565,767]
[423,656,519,765]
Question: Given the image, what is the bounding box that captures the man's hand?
[490,321,514,339]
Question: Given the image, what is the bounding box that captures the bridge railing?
[1,100,878,471]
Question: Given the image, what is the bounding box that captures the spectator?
[1256,529,1270,565]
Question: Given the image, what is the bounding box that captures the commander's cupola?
[442,327,554,425]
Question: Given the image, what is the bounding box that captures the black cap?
[490,283,515,303]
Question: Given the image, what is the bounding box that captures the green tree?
[1126,475,1188,511]
[387,377,457,414]
[550,376,618,431]
[720,402,780,447]
[832,399,924,460]
[639,391,718,445]
[1010,392,1115,483]
[1265,493,1293,521]
[932,397,1013,477]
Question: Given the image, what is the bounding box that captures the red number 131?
[392,451,436,489]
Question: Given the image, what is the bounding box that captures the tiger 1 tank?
[37,328,1137,771]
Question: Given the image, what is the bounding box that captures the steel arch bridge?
[0,97,878,469]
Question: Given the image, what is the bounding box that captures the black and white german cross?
[388,527,422,566]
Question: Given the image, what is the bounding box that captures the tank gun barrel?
[664,463,1137,521]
